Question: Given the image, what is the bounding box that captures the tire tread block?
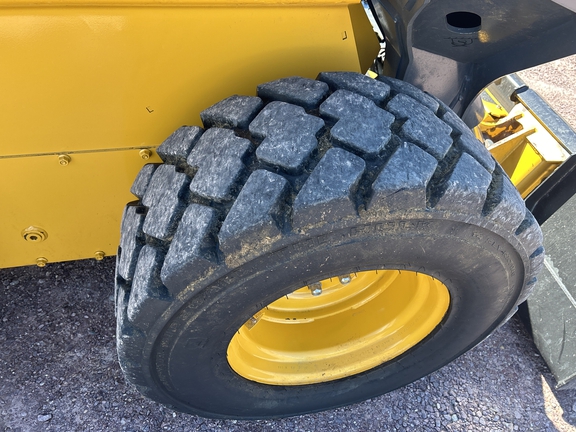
[257,76,329,111]
[116,285,148,386]
[157,126,203,166]
[530,246,545,274]
[293,147,365,228]
[200,95,264,130]
[250,102,324,173]
[318,72,390,105]
[319,90,394,156]
[428,93,495,172]
[130,164,158,199]
[127,245,171,330]
[219,170,290,257]
[117,205,146,281]
[440,106,469,134]
[161,204,219,295]
[457,130,496,173]
[515,210,544,257]
[377,75,439,113]
[386,94,453,160]
[187,128,252,202]
[143,165,185,207]
[485,174,526,232]
[520,248,544,303]
[434,153,493,214]
[142,166,190,241]
[369,142,438,212]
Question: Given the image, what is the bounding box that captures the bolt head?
[339,275,352,285]
[58,154,71,166]
[139,149,152,160]
[36,257,48,267]
[22,226,48,242]
[308,282,322,296]
[94,251,105,261]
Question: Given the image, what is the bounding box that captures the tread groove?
[426,146,462,208]
[356,135,404,212]
[482,166,505,216]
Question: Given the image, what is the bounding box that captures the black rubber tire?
[115,72,544,419]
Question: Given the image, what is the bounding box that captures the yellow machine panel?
[0,1,379,267]
[0,149,162,268]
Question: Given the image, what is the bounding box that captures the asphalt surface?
[2,55,576,432]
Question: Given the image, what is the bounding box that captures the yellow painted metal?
[0,148,162,268]
[478,91,570,197]
[2,0,359,5]
[0,3,376,157]
[227,270,450,385]
[0,1,379,268]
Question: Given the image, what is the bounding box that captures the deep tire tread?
[116,73,544,408]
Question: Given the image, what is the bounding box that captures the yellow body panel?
[0,149,162,268]
[0,1,379,267]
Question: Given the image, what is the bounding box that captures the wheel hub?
[227,270,450,385]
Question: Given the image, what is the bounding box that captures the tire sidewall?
[147,216,525,418]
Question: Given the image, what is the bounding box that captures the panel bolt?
[22,226,48,243]
[339,275,352,285]
[308,282,322,296]
[139,149,152,160]
[94,251,105,261]
[36,257,48,267]
[58,154,71,166]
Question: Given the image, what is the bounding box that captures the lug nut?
[245,313,263,330]
[339,275,352,284]
[308,282,322,296]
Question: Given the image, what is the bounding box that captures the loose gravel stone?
[37,414,52,422]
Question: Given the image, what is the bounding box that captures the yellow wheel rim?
[227,270,450,386]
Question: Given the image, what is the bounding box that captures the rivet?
[36,257,48,267]
[308,282,322,296]
[139,149,152,160]
[94,251,105,261]
[22,226,48,243]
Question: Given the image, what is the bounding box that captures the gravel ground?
[518,56,576,128]
[2,55,576,432]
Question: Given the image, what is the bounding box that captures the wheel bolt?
[339,275,352,284]
[308,282,322,296]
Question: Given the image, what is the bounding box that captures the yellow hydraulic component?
[477,88,570,197]
[227,270,450,385]
[0,1,379,268]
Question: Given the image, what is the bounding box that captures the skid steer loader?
[2,0,576,419]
